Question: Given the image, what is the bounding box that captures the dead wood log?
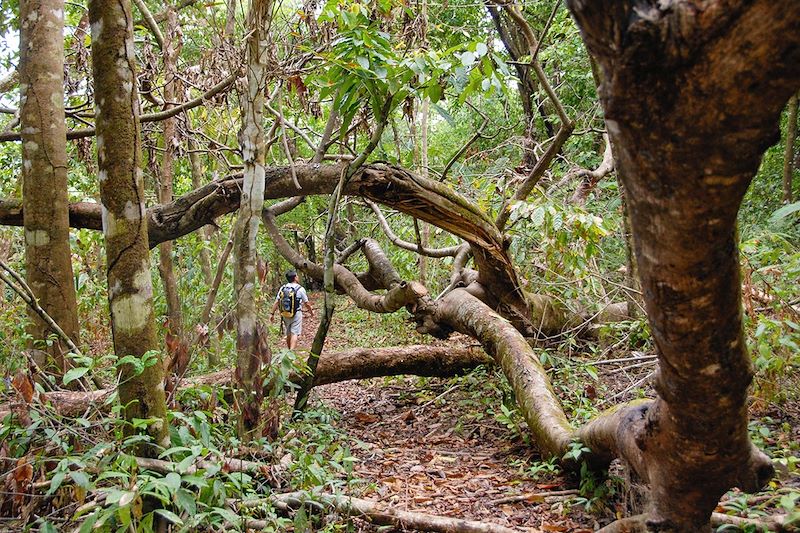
[241,491,521,533]
[0,345,490,419]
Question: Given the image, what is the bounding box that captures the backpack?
[279,284,301,318]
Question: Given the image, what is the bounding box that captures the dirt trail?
[286,294,598,532]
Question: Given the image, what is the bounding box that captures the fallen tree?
[0,344,491,419]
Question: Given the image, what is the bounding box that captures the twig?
[366,200,461,258]
[490,489,579,505]
[132,0,165,49]
[0,71,240,142]
[589,353,656,366]
[598,371,654,407]
[0,261,92,390]
[440,117,489,182]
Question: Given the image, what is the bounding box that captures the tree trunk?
[156,9,183,337]
[567,1,800,529]
[89,0,168,453]
[232,0,272,441]
[783,93,798,203]
[418,98,430,286]
[188,145,214,285]
[19,0,80,376]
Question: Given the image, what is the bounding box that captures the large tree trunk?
[232,0,272,441]
[19,0,80,375]
[89,0,168,453]
[156,9,184,337]
[567,1,800,530]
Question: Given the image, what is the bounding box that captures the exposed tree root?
[240,491,521,533]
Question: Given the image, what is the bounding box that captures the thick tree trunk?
[89,0,168,452]
[156,10,184,337]
[19,0,80,375]
[233,0,272,441]
[783,93,798,203]
[567,1,800,530]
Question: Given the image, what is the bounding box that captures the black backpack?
[279,284,301,318]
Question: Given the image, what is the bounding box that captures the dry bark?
[19,0,80,375]
[88,0,168,453]
[567,1,800,529]
[156,9,183,339]
[233,0,273,441]
[247,491,519,533]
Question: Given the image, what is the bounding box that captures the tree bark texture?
[233,0,272,441]
[89,0,168,452]
[783,93,798,203]
[567,1,800,530]
[19,0,80,374]
[156,9,183,337]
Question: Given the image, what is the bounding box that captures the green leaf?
[47,472,66,495]
[63,366,89,386]
[356,56,370,70]
[770,201,800,223]
[460,51,475,67]
[475,42,488,57]
[164,472,181,493]
[70,471,93,490]
[155,509,184,525]
[428,83,443,104]
[431,103,455,126]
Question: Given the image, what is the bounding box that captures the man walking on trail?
[270,270,314,350]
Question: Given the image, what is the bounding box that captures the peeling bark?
[156,9,183,338]
[89,0,168,453]
[567,1,800,529]
[233,0,272,441]
[19,0,80,375]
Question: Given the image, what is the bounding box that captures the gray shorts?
[282,312,303,335]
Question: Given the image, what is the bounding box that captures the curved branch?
[365,200,461,258]
[262,210,427,313]
[568,133,614,205]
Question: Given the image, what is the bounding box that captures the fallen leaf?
[12,372,34,403]
[354,412,380,424]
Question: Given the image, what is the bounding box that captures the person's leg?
[287,314,302,350]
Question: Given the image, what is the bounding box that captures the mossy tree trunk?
[89,0,168,453]
[19,0,80,376]
[233,0,273,441]
[568,1,800,530]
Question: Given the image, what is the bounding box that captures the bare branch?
[132,0,165,49]
[0,71,239,142]
[366,200,461,258]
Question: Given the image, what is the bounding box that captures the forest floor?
[272,293,800,532]
[281,294,598,531]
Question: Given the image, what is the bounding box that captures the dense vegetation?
[0,0,798,531]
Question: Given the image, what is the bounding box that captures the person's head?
[285,270,298,283]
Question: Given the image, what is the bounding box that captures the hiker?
[270,270,314,350]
